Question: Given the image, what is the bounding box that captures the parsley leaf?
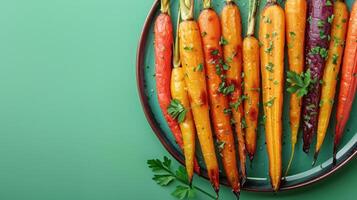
[147,157,216,200]
[219,37,228,46]
[286,70,313,97]
[167,99,187,123]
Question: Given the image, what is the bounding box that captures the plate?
[137,0,357,192]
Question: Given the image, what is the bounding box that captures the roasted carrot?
[154,0,184,148]
[334,1,357,163]
[221,0,247,183]
[170,10,199,183]
[179,0,220,193]
[198,0,240,196]
[243,0,260,161]
[302,0,334,153]
[284,0,306,175]
[259,0,285,191]
[315,0,348,164]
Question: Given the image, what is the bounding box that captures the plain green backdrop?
[0,0,355,199]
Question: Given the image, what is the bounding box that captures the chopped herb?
[219,37,228,46]
[342,18,347,23]
[319,31,327,39]
[211,49,219,56]
[310,46,328,60]
[217,140,226,152]
[201,31,207,37]
[319,100,324,107]
[184,46,193,51]
[308,16,312,23]
[289,32,296,38]
[264,97,276,107]
[264,16,272,24]
[328,14,335,24]
[167,99,187,123]
[265,62,274,72]
[230,118,236,125]
[230,95,247,111]
[273,80,279,85]
[317,20,325,28]
[332,54,339,65]
[196,63,203,72]
[218,82,235,96]
[265,41,274,54]
[265,33,270,39]
[241,118,247,129]
[272,31,278,37]
[215,65,222,75]
[222,63,230,70]
[223,108,232,115]
[326,0,332,6]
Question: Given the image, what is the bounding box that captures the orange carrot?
[259,0,285,191]
[334,1,357,163]
[284,0,306,175]
[315,0,348,164]
[221,0,247,183]
[169,10,199,183]
[179,0,220,193]
[243,0,260,161]
[198,0,240,196]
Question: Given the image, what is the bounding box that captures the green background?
[0,0,355,200]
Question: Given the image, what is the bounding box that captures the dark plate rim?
[136,0,357,192]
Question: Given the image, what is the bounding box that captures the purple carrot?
[302,0,334,153]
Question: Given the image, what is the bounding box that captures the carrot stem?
[161,0,171,15]
[247,0,259,36]
[173,10,181,68]
[202,0,211,9]
[180,0,194,21]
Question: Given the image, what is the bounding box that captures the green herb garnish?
[147,157,216,200]
[167,99,187,123]
[286,70,313,97]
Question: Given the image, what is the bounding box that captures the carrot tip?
[214,189,219,200]
[233,190,240,200]
[312,152,319,166]
[241,176,247,186]
[333,147,338,166]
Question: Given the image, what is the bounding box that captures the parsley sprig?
[286,70,313,97]
[147,157,216,200]
[167,99,187,123]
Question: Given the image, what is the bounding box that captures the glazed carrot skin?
[243,37,260,160]
[221,0,247,181]
[259,0,285,191]
[179,0,219,191]
[171,68,196,182]
[302,0,333,153]
[243,0,260,161]
[170,9,199,182]
[198,5,240,194]
[284,0,306,174]
[335,1,357,158]
[154,6,183,149]
[316,0,348,160]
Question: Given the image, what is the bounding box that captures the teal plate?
[137,0,357,192]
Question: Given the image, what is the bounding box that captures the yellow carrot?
[315,0,348,163]
[284,0,306,175]
[243,0,260,161]
[259,0,285,191]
